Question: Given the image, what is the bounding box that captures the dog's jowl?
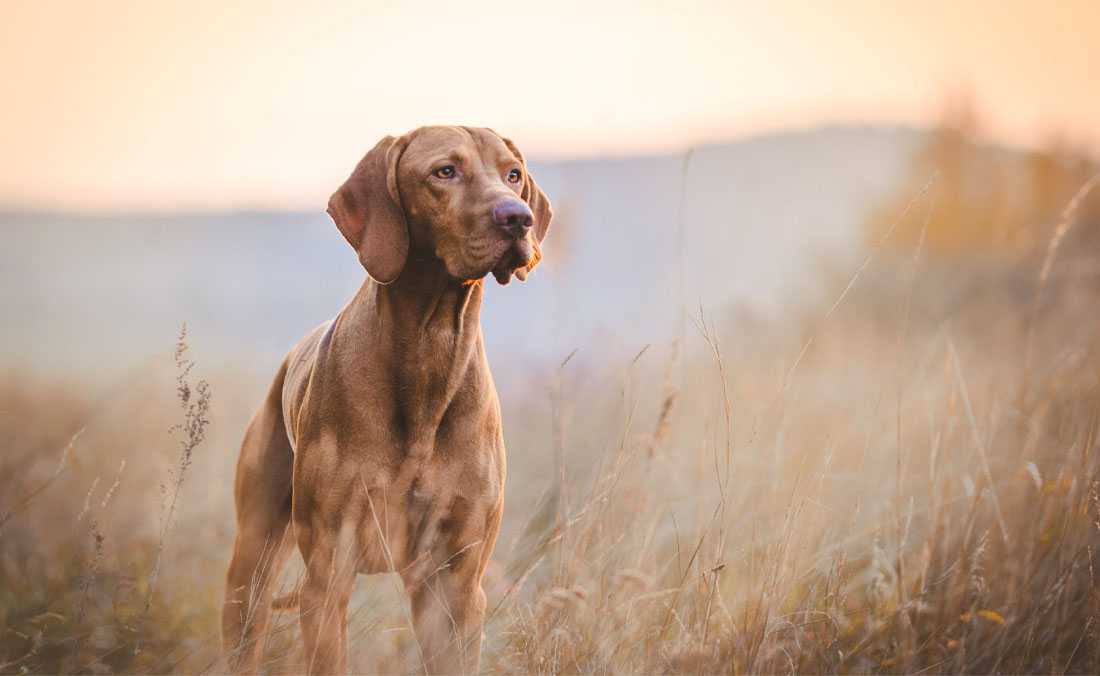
[221,126,552,675]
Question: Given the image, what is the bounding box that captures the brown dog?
[221,126,552,675]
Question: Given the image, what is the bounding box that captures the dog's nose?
[492,200,533,237]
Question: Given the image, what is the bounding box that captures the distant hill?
[0,125,921,390]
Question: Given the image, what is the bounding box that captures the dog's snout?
[492,200,533,236]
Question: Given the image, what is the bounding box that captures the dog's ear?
[498,134,553,243]
[327,135,410,284]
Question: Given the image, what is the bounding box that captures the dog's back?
[280,320,334,453]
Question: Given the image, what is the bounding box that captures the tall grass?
[3,185,1100,674]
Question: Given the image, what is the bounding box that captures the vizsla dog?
[221,126,552,675]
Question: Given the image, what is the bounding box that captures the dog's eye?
[507,168,522,184]
[432,165,456,179]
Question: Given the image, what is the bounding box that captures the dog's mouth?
[490,237,538,286]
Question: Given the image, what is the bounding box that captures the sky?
[2,0,1099,210]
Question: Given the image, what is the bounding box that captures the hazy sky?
[3,0,1098,209]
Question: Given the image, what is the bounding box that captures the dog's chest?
[346,444,502,577]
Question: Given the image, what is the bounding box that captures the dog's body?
[222,126,551,675]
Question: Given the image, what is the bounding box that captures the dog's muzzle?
[489,199,536,284]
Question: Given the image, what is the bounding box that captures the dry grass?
[3,191,1100,674]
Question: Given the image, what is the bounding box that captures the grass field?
[3,192,1100,674]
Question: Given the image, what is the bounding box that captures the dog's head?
[327,126,553,286]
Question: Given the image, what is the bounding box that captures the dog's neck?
[344,256,485,352]
[335,257,488,438]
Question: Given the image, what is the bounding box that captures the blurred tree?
[867,94,1100,259]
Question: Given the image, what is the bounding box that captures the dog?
[221,126,552,675]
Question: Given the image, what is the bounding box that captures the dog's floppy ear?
[498,134,553,243]
[327,135,410,284]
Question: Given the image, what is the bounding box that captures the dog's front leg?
[297,524,358,675]
[406,570,487,676]
[404,501,501,676]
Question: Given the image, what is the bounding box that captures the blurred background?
[3,1,1100,674]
